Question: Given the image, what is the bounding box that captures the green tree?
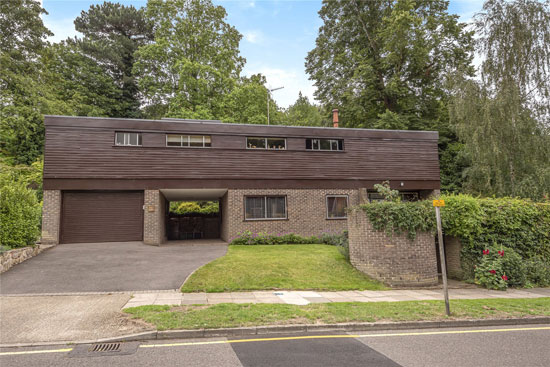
[282,92,324,126]
[306,0,474,130]
[222,74,283,124]
[41,40,123,117]
[74,2,153,118]
[0,0,53,164]
[450,0,550,200]
[134,0,245,119]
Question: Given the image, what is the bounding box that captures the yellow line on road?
[2,326,549,356]
[140,326,550,348]
[0,348,73,356]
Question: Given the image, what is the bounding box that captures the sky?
[41,0,484,108]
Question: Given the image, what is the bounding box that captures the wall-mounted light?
[400,182,404,187]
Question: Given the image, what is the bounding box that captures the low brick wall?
[348,208,438,287]
[0,244,54,273]
[444,235,463,280]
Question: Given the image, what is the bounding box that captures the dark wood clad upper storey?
[43,116,440,190]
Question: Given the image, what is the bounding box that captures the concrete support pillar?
[41,190,61,245]
[143,190,166,246]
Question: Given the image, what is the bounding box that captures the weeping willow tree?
[450,0,550,200]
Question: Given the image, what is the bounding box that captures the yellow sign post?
[433,199,450,316]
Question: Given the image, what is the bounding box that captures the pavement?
[2,324,549,366]
[0,240,228,294]
[123,287,550,308]
[0,294,154,344]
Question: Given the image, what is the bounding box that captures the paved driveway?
[0,241,227,294]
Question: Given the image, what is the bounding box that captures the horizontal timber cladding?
[43,179,440,191]
[60,191,144,244]
[43,116,440,186]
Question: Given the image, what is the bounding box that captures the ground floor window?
[245,196,286,220]
[326,195,348,219]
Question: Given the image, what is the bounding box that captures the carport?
[160,189,228,242]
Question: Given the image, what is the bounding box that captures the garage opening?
[166,201,220,240]
[60,191,144,244]
[160,189,227,241]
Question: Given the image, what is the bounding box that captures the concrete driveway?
[0,240,227,294]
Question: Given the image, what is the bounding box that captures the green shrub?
[0,178,41,248]
[473,247,527,290]
[359,200,435,240]
[474,250,508,290]
[319,230,349,260]
[440,194,550,280]
[525,257,550,287]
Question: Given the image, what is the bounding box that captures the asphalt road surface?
[2,324,549,367]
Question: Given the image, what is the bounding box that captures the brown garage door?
[61,191,144,243]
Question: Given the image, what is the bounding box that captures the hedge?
[360,194,550,284]
[0,177,41,249]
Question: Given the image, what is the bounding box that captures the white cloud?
[243,30,265,44]
[243,65,317,108]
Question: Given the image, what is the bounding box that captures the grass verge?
[124,298,550,331]
[181,244,386,292]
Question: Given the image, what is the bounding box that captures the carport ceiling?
[160,189,227,201]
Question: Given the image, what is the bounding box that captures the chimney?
[332,109,339,128]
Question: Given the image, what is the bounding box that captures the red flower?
[483,249,490,255]
[498,250,504,257]
[502,275,508,281]
[489,269,496,274]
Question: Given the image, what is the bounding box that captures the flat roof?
[44,115,439,140]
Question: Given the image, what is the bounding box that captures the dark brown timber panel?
[43,116,440,185]
[60,191,144,244]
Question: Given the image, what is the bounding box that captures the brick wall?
[41,190,61,245]
[348,208,438,287]
[220,192,229,241]
[444,235,463,280]
[224,188,360,242]
[143,190,166,246]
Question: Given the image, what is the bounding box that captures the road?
[2,324,549,366]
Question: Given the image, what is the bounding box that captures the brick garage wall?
[143,190,166,246]
[444,235,463,280]
[41,190,61,245]
[348,208,438,287]
[224,188,360,242]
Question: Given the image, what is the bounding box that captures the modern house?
[41,114,440,246]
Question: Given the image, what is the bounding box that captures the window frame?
[305,138,344,151]
[165,134,211,148]
[246,137,287,150]
[244,195,288,221]
[114,132,142,147]
[326,195,349,220]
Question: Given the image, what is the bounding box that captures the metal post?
[435,206,451,316]
[266,86,284,125]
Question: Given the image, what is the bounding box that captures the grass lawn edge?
[124,297,550,331]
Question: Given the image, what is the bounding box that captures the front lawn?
[124,298,550,330]
[181,244,386,292]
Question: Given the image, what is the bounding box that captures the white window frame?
[115,132,142,146]
[326,195,349,219]
[246,137,286,150]
[166,134,211,148]
[244,196,287,221]
[306,138,343,151]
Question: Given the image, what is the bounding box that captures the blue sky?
[41,0,484,107]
